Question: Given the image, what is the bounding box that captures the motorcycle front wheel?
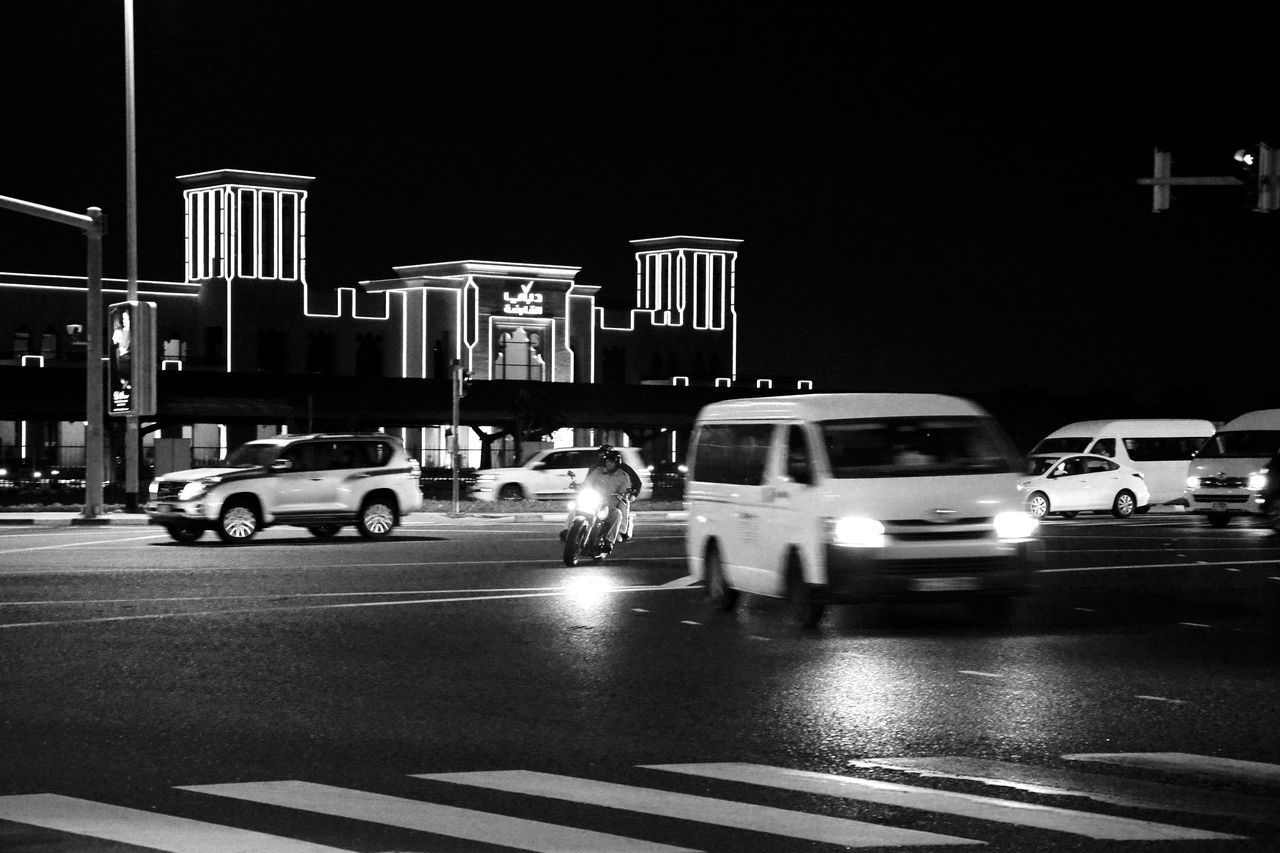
[563,517,590,566]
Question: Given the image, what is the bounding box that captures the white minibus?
[1028,419,1216,506]
[684,393,1041,627]
[1185,409,1280,528]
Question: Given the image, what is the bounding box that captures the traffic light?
[1233,143,1278,212]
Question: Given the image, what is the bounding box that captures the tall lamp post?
[122,0,141,510]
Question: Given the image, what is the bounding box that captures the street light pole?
[123,0,140,511]
[451,358,461,514]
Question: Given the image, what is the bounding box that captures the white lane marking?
[1178,622,1211,628]
[647,763,1242,842]
[181,780,694,853]
[0,532,166,554]
[415,770,979,848]
[680,620,701,626]
[1135,695,1188,705]
[660,575,701,588]
[851,756,1280,824]
[1065,752,1280,785]
[1040,557,1280,574]
[0,793,350,852]
[0,585,697,630]
[957,670,1002,678]
[1,584,683,607]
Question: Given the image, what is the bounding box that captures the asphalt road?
[0,513,1277,852]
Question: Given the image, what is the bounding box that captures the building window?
[494,326,545,381]
[306,330,335,374]
[355,333,384,378]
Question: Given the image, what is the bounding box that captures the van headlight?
[830,516,886,548]
[1186,475,1201,490]
[1248,472,1268,491]
[178,478,218,501]
[994,511,1038,540]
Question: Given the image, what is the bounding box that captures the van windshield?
[1195,430,1280,459]
[821,416,1021,478]
[1030,437,1090,454]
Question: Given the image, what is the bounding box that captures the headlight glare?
[1248,472,1268,491]
[994,511,1038,540]
[1186,475,1201,490]
[178,478,217,501]
[832,516,886,548]
[574,489,602,514]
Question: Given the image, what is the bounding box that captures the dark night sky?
[4,3,1278,418]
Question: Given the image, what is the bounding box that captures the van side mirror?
[270,459,293,472]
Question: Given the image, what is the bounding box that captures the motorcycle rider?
[584,448,635,553]
[597,444,641,540]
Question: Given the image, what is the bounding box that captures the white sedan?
[1018,453,1151,519]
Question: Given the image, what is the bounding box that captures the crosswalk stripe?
[1064,752,1280,786]
[0,793,351,852]
[645,763,1244,842]
[179,780,695,853]
[851,756,1280,825]
[415,769,981,848]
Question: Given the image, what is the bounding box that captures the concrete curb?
[0,510,691,528]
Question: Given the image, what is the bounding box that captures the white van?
[684,393,1041,627]
[1028,419,1216,506]
[1185,409,1280,528]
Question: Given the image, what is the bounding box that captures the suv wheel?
[497,483,525,501]
[217,500,260,543]
[166,522,203,543]
[357,495,397,540]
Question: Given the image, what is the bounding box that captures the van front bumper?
[823,539,1041,603]
[1187,489,1267,516]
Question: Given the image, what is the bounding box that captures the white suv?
[473,446,651,501]
[146,433,424,544]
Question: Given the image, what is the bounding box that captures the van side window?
[690,423,774,486]
[1123,437,1206,461]
[1090,438,1115,458]
[785,425,813,485]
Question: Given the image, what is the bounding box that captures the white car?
[146,433,424,543]
[1019,453,1150,519]
[473,446,651,501]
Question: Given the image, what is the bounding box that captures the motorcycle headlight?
[574,489,602,514]
[1248,472,1268,491]
[830,516,886,548]
[178,478,218,501]
[1186,475,1201,490]
[994,511,1038,540]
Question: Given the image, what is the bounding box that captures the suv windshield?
[1195,430,1280,459]
[221,443,280,468]
[822,416,1021,478]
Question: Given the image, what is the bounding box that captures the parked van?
[1028,419,1216,506]
[684,393,1040,627]
[1185,409,1280,528]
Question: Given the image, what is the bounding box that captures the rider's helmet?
[602,448,621,466]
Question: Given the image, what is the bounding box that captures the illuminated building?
[1,169,806,477]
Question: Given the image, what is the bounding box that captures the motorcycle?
[562,471,632,566]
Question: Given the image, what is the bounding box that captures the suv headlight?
[830,516,886,548]
[1186,475,1201,490]
[994,511,1038,540]
[178,478,219,501]
[147,481,159,498]
[1248,472,1268,491]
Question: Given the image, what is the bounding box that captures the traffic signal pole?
[0,195,106,519]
